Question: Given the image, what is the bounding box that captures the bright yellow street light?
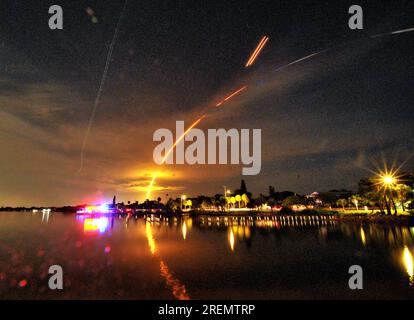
[381,174,396,186]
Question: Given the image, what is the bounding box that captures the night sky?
[1,0,414,206]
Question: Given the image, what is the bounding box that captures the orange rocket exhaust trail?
[146,114,206,199]
[162,114,206,163]
[245,36,269,67]
[216,85,248,107]
[147,84,248,199]
[146,36,264,199]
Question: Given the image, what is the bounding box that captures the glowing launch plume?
[245,36,269,67]
[79,0,128,172]
[145,114,206,199]
[145,174,158,200]
[216,85,248,107]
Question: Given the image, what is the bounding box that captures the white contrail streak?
[371,26,414,38]
[79,0,128,172]
[391,27,414,34]
[274,26,414,73]
[274,50,325,72]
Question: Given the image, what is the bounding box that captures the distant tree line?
[2,173,414,215]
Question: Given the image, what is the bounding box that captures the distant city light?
[77,204,111,214]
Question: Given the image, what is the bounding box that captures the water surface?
[0,212,413,299]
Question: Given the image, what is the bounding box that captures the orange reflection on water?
[160,260,190,300]
[402,246,414,285]
[146,221,156,255]
[182,221,187,240]
[244,226,251,239]
[228,228,235,251]
[145,220,191,299]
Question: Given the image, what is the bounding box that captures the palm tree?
[337,199,347,211]
[235,195,242,208]
[241,194,249,208]
[382,187,397,215]
[349,195,363,211]
[395,184,411,212]
[230,197,236,208]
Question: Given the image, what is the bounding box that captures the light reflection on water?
[0,212,413,299]
[228,228,235,251]
[145,220,157,255]
[145,220,190,299]
[181,221,187,240]
[403,246,414,286]
[360,227,366,246]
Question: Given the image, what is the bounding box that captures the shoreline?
[1,210,413,226]
[190,210,414,225]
